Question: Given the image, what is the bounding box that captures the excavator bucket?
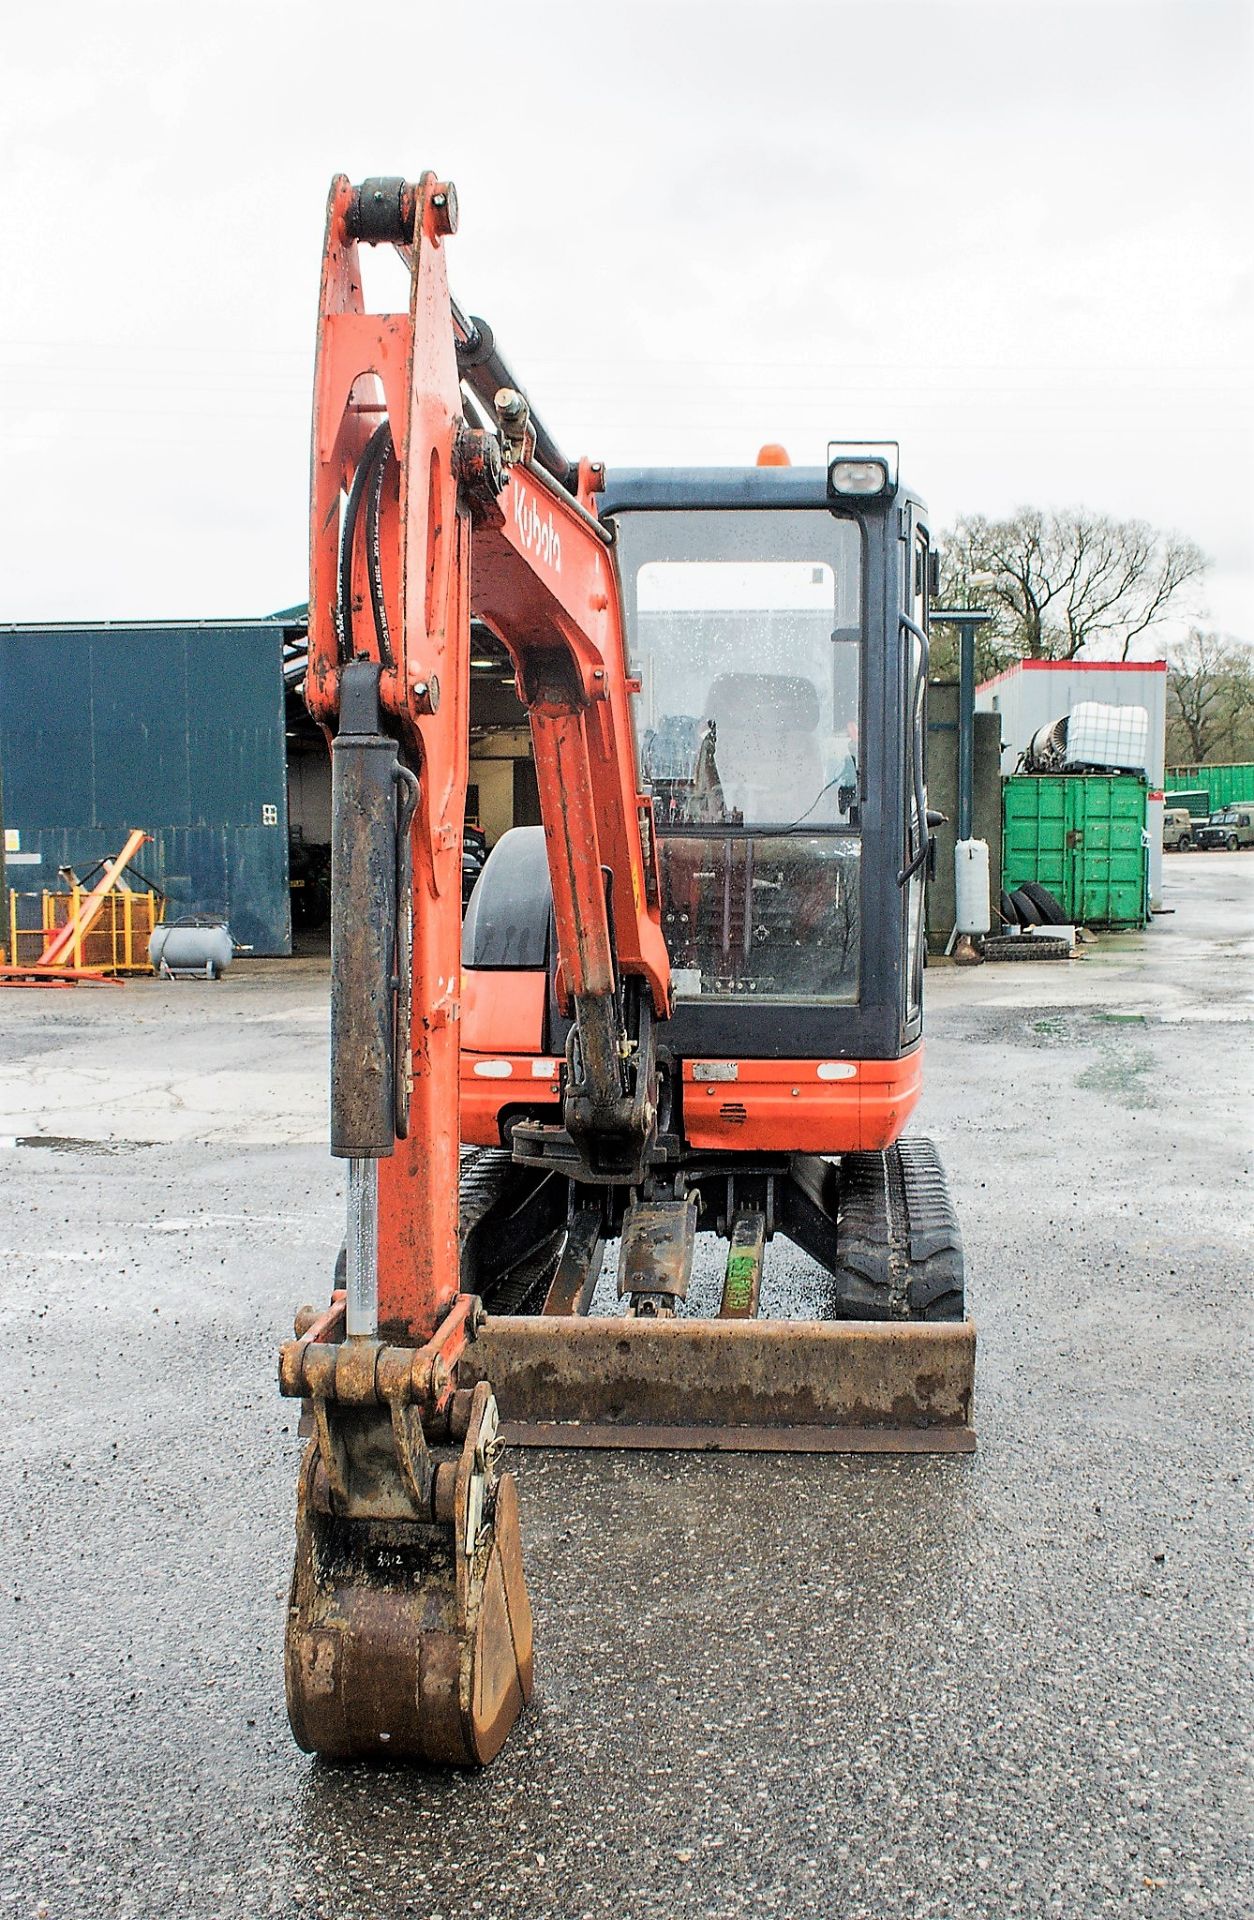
[283,1369,534,1764]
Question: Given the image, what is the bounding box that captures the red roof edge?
[978,658,1167,691]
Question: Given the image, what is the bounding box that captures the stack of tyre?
[984,882,1072,961]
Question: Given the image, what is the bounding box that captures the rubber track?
[835,1138,965,1320]
[458,1146,516,1247]
[982,935,1071,963]
[458,1148,566,1313]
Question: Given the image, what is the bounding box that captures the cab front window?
[613,508,864,1005]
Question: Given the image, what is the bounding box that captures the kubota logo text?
[514,483,562,573]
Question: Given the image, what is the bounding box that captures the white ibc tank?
[954,838,991,935]
[1064,701,1149,774]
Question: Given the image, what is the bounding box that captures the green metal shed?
[1163,788,1211,819]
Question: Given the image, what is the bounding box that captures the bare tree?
[931,524,1021,681]
[938,508,1207,663]
[1166,631,1254,764]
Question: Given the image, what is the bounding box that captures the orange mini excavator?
[279,173,975,1765]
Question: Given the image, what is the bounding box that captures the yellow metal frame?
[8,886,163,975]
[4,829,161,977]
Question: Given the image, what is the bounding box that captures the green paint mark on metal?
[723,1254,757,1313]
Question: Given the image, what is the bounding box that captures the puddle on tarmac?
[0,1134,149,1154]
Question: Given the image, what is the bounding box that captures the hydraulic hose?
[393,762,419,1140]
[364,430,396,669]
[337,422,394,665]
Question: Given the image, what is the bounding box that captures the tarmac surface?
[0,852,1250,1920]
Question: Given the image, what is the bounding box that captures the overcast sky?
[2,0,1250,648]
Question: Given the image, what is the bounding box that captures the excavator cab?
[610,461,928,1068]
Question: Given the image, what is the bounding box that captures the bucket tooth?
[284,1387,533,1764]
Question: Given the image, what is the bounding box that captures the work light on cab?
[826,441,898,504]
[828,457,890,498]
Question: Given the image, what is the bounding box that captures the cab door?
[901,516,931,1041]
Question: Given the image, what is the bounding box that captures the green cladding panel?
[1003,776,1148,929]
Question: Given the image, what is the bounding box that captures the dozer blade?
[284,1387,533,1764]
[462,1316,975,1453]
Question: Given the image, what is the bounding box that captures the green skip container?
[1003,775,1148,929]
[1164,763,1254,812]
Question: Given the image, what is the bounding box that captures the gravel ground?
[0,852,1249,1920]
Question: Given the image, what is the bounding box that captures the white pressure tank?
[954,838,991,935]
[149,919,234,980]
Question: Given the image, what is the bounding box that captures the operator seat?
[706,672,823,825]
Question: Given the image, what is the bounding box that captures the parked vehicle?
[1162,807,1194,851]
[1195,808,1254,851]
